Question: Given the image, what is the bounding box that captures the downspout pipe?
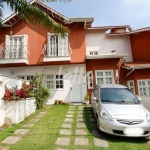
[125,68,134,77]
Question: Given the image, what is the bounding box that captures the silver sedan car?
[91,84,150,137]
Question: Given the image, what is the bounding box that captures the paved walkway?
[55,105,109,150]
[1,105,109,150]
[1,109,49,150]
[1,104,149,150]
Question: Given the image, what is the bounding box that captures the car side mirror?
[138,97,142,101]
[92,97,97,101]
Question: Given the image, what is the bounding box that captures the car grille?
[117,119,143,125]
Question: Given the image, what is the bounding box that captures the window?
[5,35,28,59]
[18,75,34,81]
[87,71,93,89]
[47,33,68,57]
[127,80,135,93]
[89,51,98,55]
[138,80,150,95]
[95,70,113,85]
[46,75,63,89]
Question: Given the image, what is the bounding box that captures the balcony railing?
[43,43,72,57]
[0,45,28,59]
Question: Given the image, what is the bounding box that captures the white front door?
[70,74,82,103]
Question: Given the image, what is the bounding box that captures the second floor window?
[47,33,69,57]
[5,35,28,59]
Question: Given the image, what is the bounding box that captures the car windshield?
[100,88,140,104]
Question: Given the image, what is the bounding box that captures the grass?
[0,105,149,150]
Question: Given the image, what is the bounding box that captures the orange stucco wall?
[120,67,150,95]
[130,32,150,62]
[0,20,86,67]
[86,58,120,97]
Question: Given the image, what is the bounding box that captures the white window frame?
[89,51,98,55]
[95,70,114,85]
[46,74,64,90]
[47,33,68,57]
[5,34,28,59]
[17,75,34,81]
[127,80,135,93]
[87,71,93,89]
[137,79,150,95]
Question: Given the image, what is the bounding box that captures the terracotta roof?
[123,62,150,69]
[106,26,150,36]
[88,25,132,31]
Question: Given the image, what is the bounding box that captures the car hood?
[102,104,147,119]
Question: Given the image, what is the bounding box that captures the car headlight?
[145,109,150,122]
[101,108,113,121]
[146,114,150,122]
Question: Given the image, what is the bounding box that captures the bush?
[29,73,50,109]
[2,82,31,101]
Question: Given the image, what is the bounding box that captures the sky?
[3,0,150,30]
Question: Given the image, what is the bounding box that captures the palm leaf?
[2,0,68,36]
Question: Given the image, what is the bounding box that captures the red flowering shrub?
[2,82,31,101]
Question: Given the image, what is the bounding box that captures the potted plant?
[84,92,90,104]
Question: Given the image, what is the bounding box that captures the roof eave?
[86,53,128,59]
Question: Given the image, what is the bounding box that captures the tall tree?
[0,0,71,35]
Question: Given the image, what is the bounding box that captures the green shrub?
[29,73,50,109]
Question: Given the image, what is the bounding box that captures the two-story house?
[0,0,93,104]
[1,1,150,104]
[85,26,133,95]
[121,27,150,96]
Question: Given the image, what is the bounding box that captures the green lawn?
[0,105,150,150]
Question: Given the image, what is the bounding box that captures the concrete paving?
[76,123,86,128]
[76,118,86,122]
[0,147,10,150]
[2,136,21,144]
[76,129,87,135]
[30,118,39,122]
[67,111,74,114]
[64,118,73,123]
[55,138,70,146]
[62,124,72,129]
[34,115,44,118]
[1,105,110,149]
[66,114,74,117]
[75,138,89,145]
[94,138,109,147]
[23,123,34,128]
[77,114,85,118]
[13,129,29,135]
[39,111,47,115]
[59,129,71,135]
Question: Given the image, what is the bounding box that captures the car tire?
[97,118,101,131]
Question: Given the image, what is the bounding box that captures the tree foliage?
[0,0,70,35]
[30,73,50,109]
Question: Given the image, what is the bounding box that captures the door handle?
[71,87,72,90]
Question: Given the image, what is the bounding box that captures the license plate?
[123,128,144,135]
